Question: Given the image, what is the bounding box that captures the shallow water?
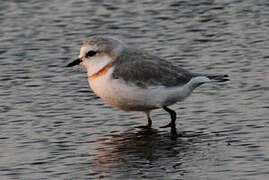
[1,0,269,179]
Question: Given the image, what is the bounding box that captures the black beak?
[66,58,82,67]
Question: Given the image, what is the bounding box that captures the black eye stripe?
[85,50,97,57]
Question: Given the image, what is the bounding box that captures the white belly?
[88,67,191,111]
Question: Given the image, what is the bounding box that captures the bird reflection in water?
[90,128,200,178]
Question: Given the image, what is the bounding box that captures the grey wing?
[112,48,195,87]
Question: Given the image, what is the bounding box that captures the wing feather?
[112,48,195,87]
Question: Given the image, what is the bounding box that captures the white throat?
[82,55,113,77]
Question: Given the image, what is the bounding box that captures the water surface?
[0,0,269,179]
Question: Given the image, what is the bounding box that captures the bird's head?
[67,36,124,77]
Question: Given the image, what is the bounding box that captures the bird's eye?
[85,50,97,57]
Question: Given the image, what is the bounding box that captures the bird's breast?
[88,65,115,101]
[87,67,159,111]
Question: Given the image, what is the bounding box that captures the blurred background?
[0,0,269,179]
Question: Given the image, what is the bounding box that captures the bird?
[67,36,228,131]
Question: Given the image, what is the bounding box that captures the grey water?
[1,0,269,179]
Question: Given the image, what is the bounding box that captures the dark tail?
[206,74,229,82]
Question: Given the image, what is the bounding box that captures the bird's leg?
[136,112,152,129]
[160,106,177,129]
[146,112,152,128]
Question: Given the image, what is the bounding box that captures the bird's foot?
[160,123,177,138]
[135,124,152,129]
[159,122,176,129]
[170,128,177,139]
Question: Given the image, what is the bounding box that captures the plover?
[67,36,228,130]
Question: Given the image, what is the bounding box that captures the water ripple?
[1,0,269,179]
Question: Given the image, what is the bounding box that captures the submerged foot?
[160,121,177,139]
[136,124,152,129]
[170,126,177,139]
[159,122,176,129]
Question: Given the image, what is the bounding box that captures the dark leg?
[136,112,152,129]
[146,114,152,128]
[160,106,177,129]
